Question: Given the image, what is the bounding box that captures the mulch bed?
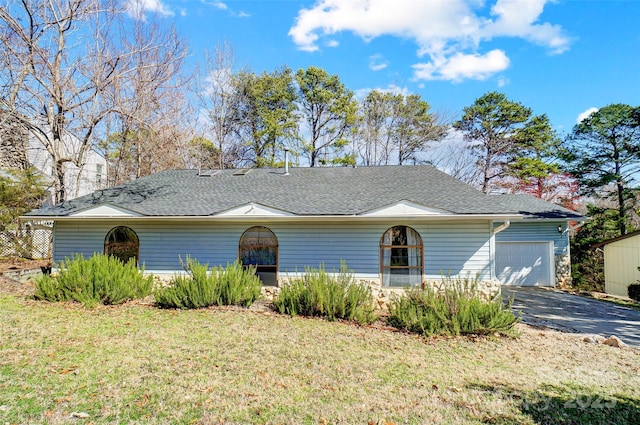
[0,275,36,297]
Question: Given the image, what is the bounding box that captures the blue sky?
[130,0,640,135]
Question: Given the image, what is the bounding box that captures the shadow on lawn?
[466,383,640,425]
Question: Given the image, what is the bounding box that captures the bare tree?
[428,133,482,187]
[104,8,191,184]
[0,0,191,199]
[357,90,448,166]
[193,40,241,169]
[0,0,123,203]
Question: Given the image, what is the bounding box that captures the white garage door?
[496,242,553,286]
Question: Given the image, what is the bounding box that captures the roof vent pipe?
[284,148,290,175]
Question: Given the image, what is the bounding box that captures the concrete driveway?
[502,286,640,348]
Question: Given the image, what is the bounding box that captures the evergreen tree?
[296,67,358,167]
[454,92,533,193]
[564,104,640,235]
[229,67,298,167]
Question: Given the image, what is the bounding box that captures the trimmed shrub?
[34,254,153,307]
[273,262,376,324]
[628,284,640,302]
[155,257,261,309]
[388,278,517,336]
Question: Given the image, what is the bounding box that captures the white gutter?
[22,214,524,223]
[492,220,511,234]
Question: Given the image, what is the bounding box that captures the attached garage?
[496,241,554,286]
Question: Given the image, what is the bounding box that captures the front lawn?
[1,292,638,424]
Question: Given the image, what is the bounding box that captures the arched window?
[239,226,278,286]
[104,226,139,265]
[380,225,423,287]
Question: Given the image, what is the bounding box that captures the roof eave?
[21,213,524,222]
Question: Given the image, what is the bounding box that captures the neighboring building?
[25,165,583,296]
[595,231,640,298]
[27,137,107,205]
[0,119,107,203]
[1,124,106,259]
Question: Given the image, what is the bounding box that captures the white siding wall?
[53,220,493,281]
[604,236,640,297]
[28,139,107,203]
[495,221,568,256]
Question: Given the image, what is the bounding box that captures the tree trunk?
[54,160,66,204]
[617,179,626,235]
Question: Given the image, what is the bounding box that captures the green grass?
[1,293,639,424]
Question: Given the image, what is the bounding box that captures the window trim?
[238,226,278,285]
[379,225,424,287]
[104,226,140,265]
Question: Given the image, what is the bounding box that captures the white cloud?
[325,39,339,48]
[203,67,234,96]
[288,0,570,81]
[497,76,509,87]
[200,1,250,18]
[576,107,599,123]
[369,54,389,71]
[200,1,228,10]
[354,84,410,101]
[413,49,510,82]
[485,0,571,54]
[125,0,174,20]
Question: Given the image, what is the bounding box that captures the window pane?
[255,268,277,286]
[239,226,278,286]
[385,268,423,287]
[105,226,138,265]
[107,244,138,264]
[381,225,423,287]
[241,246,276,265]
[390,247,408,266]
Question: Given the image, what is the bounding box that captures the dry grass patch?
[1,291,639,424]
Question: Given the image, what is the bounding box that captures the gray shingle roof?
[490,194,585,219]
[26,165,584,219]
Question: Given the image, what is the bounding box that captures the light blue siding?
[53,219,494,281]
[496,221,569,255]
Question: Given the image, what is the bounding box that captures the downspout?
[490,220,510,286]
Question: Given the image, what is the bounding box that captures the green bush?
[628,284,640,302]
[34,254,153,307]
[273,262,376,324]
[387,278,517,336]
[155,257,261,309]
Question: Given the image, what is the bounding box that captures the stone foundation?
[262,276,502,311]
[366,279,502,310]
[555,254,572,288]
